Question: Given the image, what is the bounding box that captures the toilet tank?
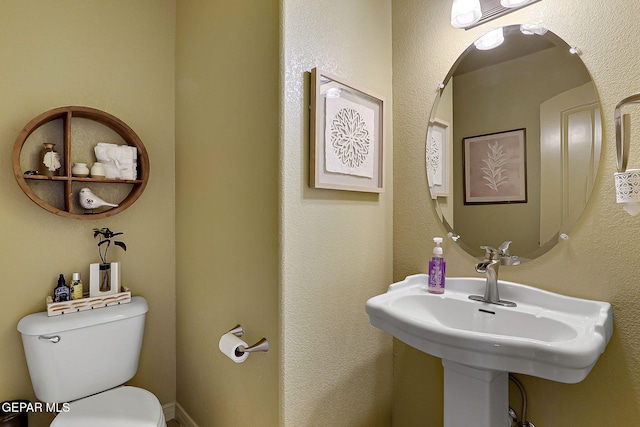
[17,296,148,403]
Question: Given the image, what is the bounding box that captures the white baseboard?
[175,402,198,427]
[163,401,198,427]
[162,402,176,423]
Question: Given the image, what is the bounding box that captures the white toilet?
[17,296,166,426]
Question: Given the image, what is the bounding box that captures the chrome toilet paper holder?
[227,324,269,355]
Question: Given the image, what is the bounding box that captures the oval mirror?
[426,25,601,262]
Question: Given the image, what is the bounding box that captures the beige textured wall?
[175,1,280,425]
[394,0,640,425]
[0,0,176,419]
[281,0,393,425]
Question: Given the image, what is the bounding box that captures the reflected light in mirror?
[520,24,548,36]
[325,87,341,98]
[451,0,482,28]
[474,28,505,50]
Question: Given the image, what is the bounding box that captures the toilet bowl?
[17,297,165,426]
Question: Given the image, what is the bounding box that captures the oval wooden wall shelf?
[12,106,149,219]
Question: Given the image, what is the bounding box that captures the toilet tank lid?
[17,296,148,336]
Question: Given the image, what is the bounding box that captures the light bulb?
[500,0,533,7]
[451,0,482,29]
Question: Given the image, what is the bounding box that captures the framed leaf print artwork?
[463,128,527,204]
[310,68,384,193]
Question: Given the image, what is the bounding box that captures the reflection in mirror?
[426,25,601,262]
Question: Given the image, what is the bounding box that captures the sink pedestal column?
[442,360,509,427]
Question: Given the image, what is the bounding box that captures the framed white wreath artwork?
[463,128,527,205]
[426,118,450,199]
[310,68,384,193]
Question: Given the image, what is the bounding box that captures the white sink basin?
[366,274,613,384]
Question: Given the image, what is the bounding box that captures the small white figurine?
[79,188,118,212]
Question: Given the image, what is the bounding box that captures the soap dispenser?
[428,237,446,294]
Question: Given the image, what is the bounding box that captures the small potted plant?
[90,227,126,297]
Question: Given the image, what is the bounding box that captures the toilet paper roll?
[219,332,250,363]
[614,169,640,215]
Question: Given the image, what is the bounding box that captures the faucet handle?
[498,241,512,257]
[480,245,499,261]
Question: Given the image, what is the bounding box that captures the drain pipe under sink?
[509,374,536,427]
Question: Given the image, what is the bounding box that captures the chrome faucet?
[498,240,520,266]
[469,245,517,307]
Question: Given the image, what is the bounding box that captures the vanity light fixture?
[451,0,482,29]
[453,0,542,29]
[474,27,504,50]
[500,0,534,7]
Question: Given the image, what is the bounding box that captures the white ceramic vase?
[90,162,106,179]
[72,163,90,177]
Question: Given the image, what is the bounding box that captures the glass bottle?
[53,274,70,303]
[70,272,84,300]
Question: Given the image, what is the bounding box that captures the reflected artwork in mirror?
[426,25,602,262]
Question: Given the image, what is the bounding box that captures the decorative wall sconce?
[451,0,542,29]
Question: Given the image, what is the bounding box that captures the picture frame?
[310,68,384,193]
[463,128,527,204]
[426,118,450,198]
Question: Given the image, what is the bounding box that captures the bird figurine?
[79,187,118,213]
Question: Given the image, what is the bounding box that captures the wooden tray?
[46,286,131,316]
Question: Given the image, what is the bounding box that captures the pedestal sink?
[365,274,613,426]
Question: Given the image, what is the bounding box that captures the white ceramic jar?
[90,162,106,179]
[71,163,90,177]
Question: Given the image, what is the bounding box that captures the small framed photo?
[426,118,450,198]
[463,128,527,204]
[310,68,384,193]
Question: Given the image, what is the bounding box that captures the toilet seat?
[50,386,165,427]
